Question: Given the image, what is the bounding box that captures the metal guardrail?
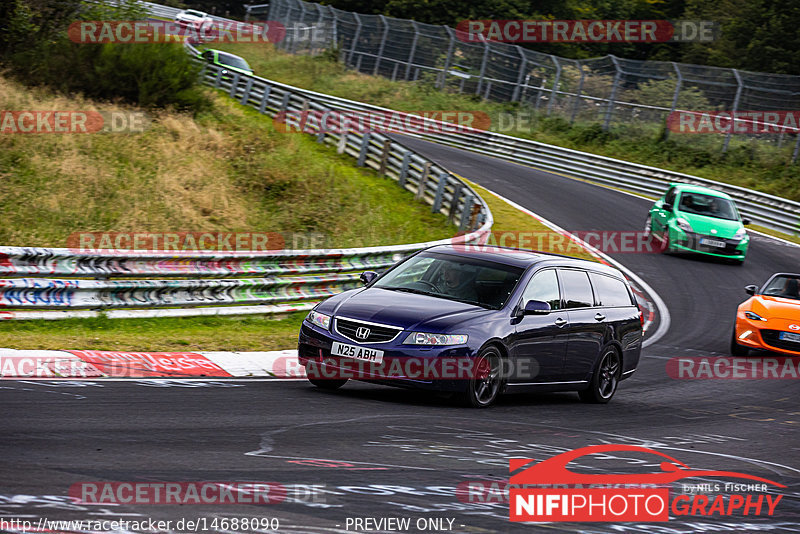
[0,44,493,319]
[243,66,800,236]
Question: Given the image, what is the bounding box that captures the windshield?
[762,275,800,300]
[184,10,207,17]
[373,251,525,309]
[677,192,738,221]
[217,53,251,71]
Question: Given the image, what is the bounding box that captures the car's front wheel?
[308,377,348,390]
[579,347,620,404]
[462,346,503,408]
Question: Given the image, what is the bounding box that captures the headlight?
[675,218,693,232]
[403,332,469,345]
[744,311,766,321]
[734,228,747,240]
[306,310,331,330]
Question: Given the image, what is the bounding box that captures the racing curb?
[0,348,305,379]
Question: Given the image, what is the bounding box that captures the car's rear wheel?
[579,347,620,404]
[462,346,503,408]
[730,330,749,356]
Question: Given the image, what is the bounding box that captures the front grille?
[760,330,800,352]
[335,317,403,344]
[682,233,742,255]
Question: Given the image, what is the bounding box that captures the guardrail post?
[448,183,463,223]
[469,202,482,230]
[547,56,562,115]
[337,132,348,154]
[240,78,254,105]
[279,92,291,112]
[432,173,448,213]
[459,194,474,232]
[723,69,743,154]
[602,56,621,131]
[438,27,456,89]
[378,138,392,175]
[229,72,241,98]
[793,134,800,164]
[415,162,430,199]
[348,13,362,68]
[259,85,272,114]
[374,15,389,75]
[511,48,527,102]
[475,42,489,95]
[405,21,420,81]
[664,62,683,140]
[569,62,585,123]
[357,132,371,166]
[214,68,224,88]
[398,152,411,187]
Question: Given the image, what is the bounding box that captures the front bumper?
[734,316,800,356]
[298,322,476,392]
[670,229,747,259]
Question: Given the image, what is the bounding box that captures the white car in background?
[174,9,214,31]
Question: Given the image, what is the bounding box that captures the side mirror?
[360,271,378,286]
[742,218,751,225]
[663,202,673,211]
[745,285,758,296]
[523,300,551,315]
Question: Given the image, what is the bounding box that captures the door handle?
[554,317,567,327]
[594,313,606,321]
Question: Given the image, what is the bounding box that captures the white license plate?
[779,331,800,343]
[699,238,726,248]
[331,342,384,363]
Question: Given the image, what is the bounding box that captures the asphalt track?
[3,137,800,533]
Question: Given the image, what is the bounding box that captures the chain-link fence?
[261,0,800,162]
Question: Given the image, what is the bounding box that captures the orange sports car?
[732,273,800,356]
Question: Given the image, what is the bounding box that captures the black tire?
[730,330,749,356]
[579,347,621,404]
[307,377,348,390]
[461,346,504,408]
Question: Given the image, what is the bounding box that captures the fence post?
[723,69,743,154]
[214,68,224,88]
[357,132,371,166]
[602,55,621,131]
[405,21,420,81]
[569,62,585,123]
[432,173,448,213]
[337,132,348,154]
[348,13,362,67]
[475,42,489,95]
[258,85,272,114]
[793,134,800,164]
[664,62,683,140]
[328,6,339,50]
[398,152,411,187]
[291,1,307,54]
[459,194,474,232]
[229,72,241,98]
[240,78,253,105]
[511,47,527,102]
[378,138,392,175]
[438,27,456,89]
[416,162,431,200]
[448,184,463,223]
[279,91,290,112]
[547,56,562,115]
[374,15,389,75]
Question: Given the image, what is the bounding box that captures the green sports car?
[645,183,750,264]
[198,49,254,77]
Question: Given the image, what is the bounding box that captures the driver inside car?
[439,263,479,302]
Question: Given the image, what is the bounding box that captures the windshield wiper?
[379,286,436,297]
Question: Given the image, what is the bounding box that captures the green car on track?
[198,49,254,77]
[645,183,750,264]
